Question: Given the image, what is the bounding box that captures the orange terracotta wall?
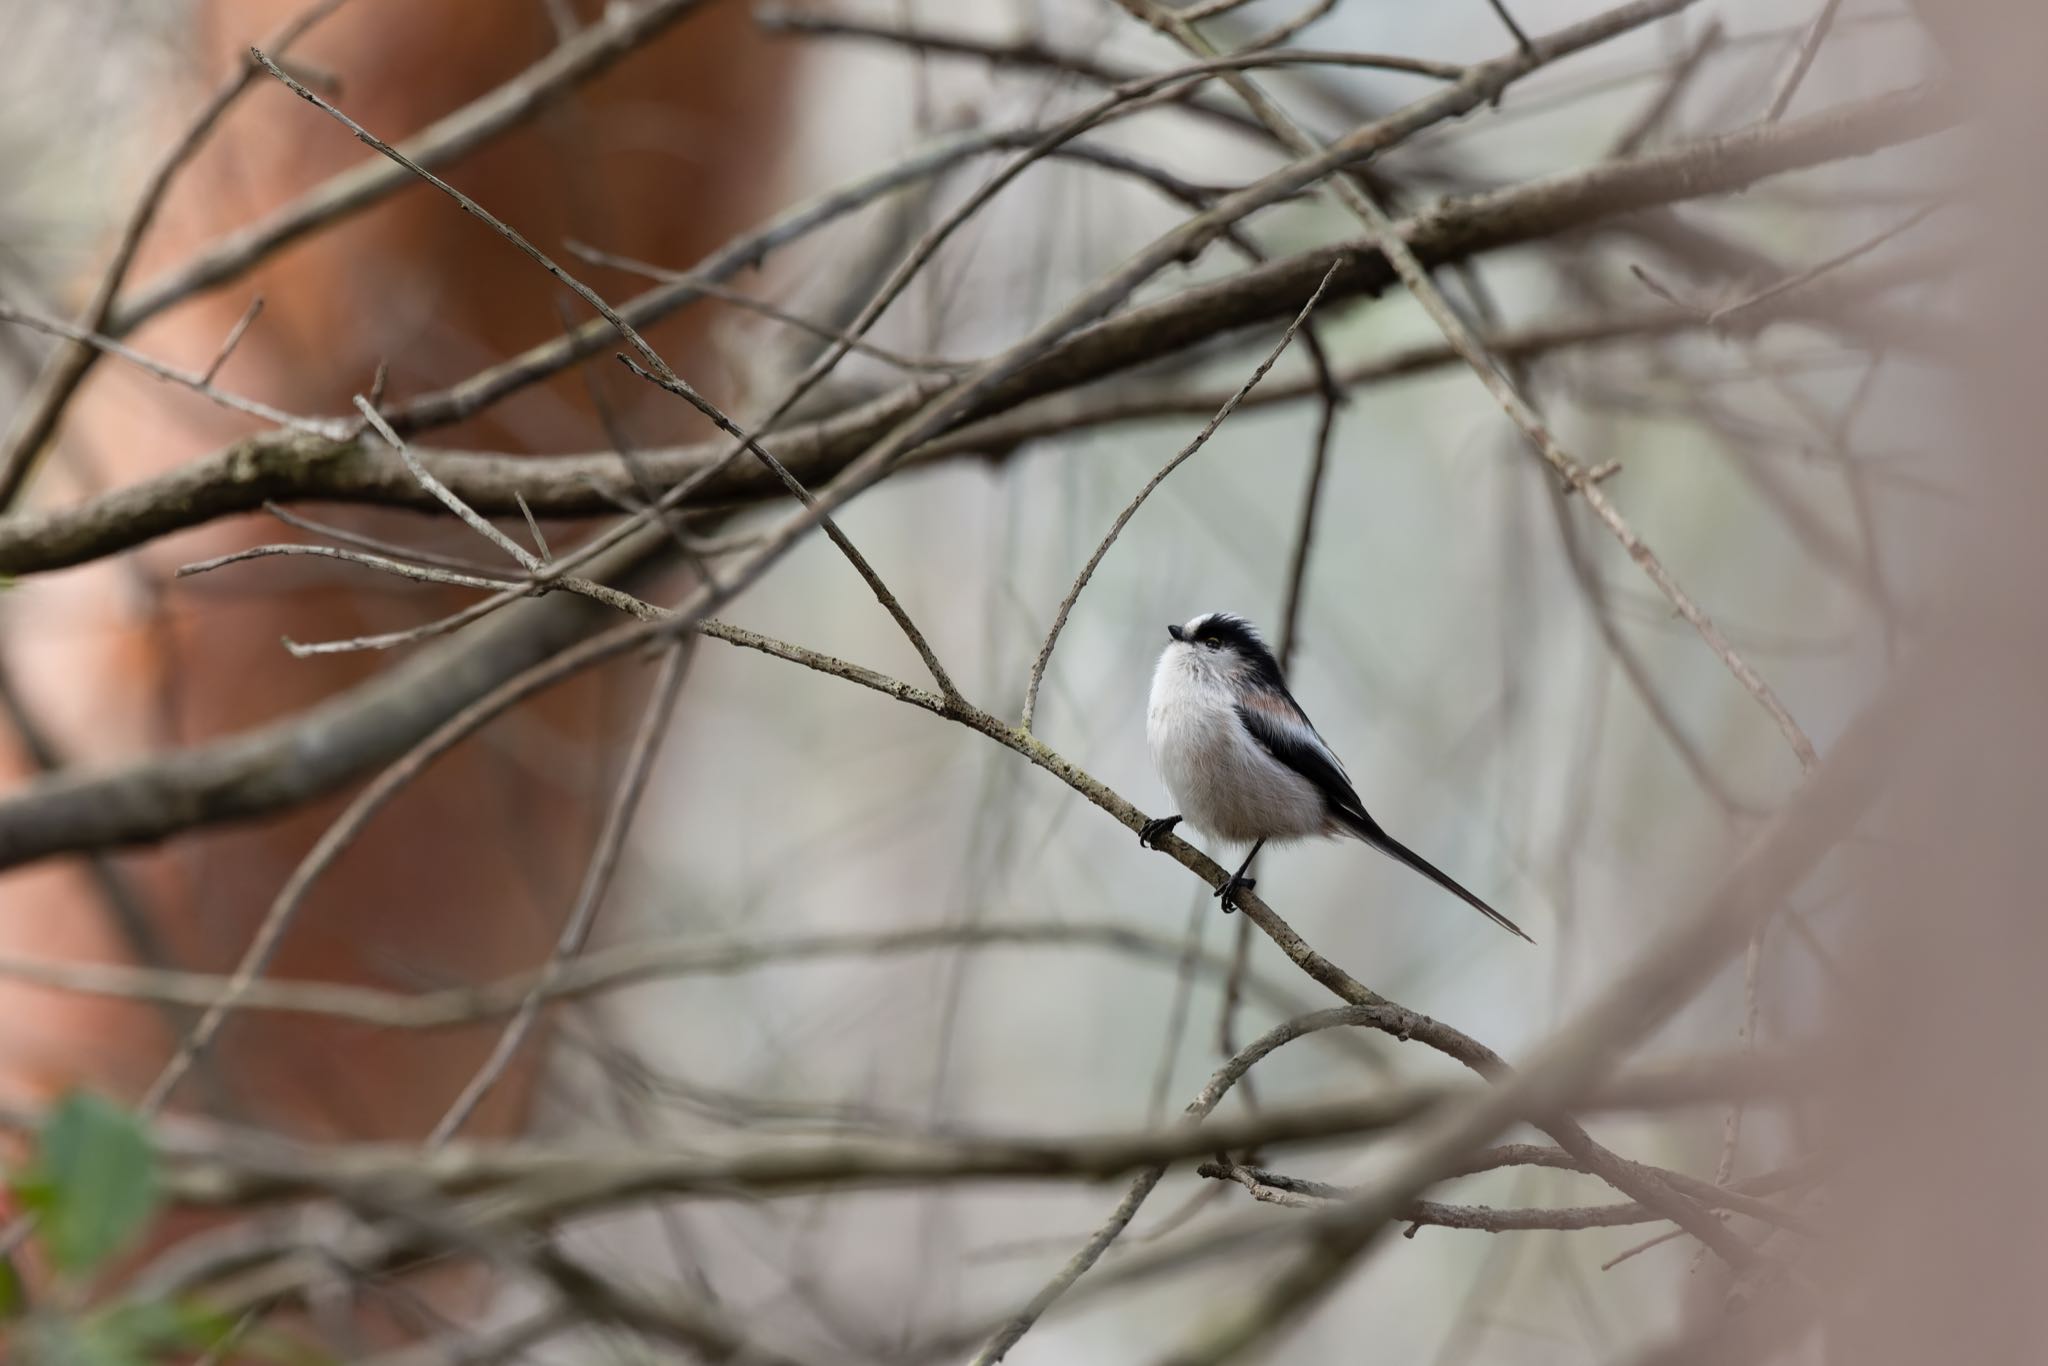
[0,0,794,1219]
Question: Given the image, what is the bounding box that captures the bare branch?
[0,918,1333,1031]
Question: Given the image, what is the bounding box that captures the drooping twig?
[179,542,524,595]
[617,355,964,701]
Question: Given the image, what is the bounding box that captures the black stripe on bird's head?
[1173,612,1289,694]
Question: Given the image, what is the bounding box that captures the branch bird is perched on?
[1141,612,1532,942]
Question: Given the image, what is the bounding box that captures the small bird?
[1141,611,1531,942]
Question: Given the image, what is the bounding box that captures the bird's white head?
[1159,612,1288,694]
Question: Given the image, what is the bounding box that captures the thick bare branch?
[0,85,1948,581]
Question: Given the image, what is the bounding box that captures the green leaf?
[0,1253,25,1319]
[16,1092,159,1277]
[12,1315,137,1366]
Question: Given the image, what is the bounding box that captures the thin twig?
[513,492,550,562]
[1241,0,1340,52]
[1705,203,1939,329]
[1601,1225,1690,1270]
[0,917,1331,1032]
[756,10,1464,82]
[1484,0,1536,55]
[1609,20,1725,157]
[199,296,266,385]
[1196,1160,1809,1232]
[1764,0,1846,122]
[0,301,347,439]
[178,542,522,594]
[352,398,541,571]
[1273,349,1343,669]
[1225,305,1348,1067]
[965,1003,1413,1366]
[428,641,691,1144]
[178,535,667,658]
[1019,262,1340,732]
[618,356,964,701]
[566,240,966,374]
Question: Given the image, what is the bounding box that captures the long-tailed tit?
[1142,611,1532,942]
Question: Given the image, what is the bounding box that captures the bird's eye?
[1200,636,1222,649]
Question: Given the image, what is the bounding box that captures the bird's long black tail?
[1339,812,1533,943]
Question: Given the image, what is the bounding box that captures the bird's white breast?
[1146,648,1328,845]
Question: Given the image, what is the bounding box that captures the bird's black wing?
[1233,700,1534,943]
[1233,698,1369,822]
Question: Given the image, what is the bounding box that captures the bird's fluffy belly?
[1148,695,1329,844]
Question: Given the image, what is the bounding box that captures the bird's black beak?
[1167,623,1185,642]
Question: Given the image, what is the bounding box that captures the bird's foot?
[1213,873,1255,913]
[1138,815,1181,849]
